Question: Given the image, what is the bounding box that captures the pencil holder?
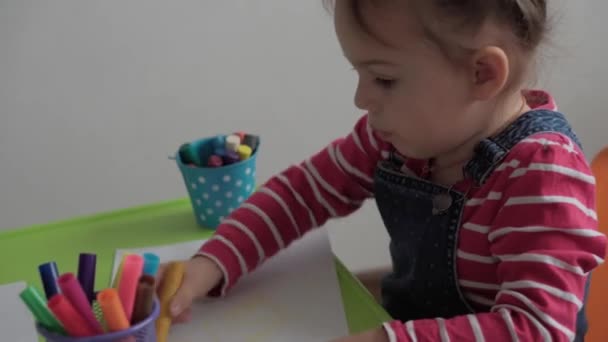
[35,298,160,342]
[175,134,259,229]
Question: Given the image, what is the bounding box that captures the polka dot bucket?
[175,135,259,229]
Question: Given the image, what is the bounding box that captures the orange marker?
[97,289,130,332]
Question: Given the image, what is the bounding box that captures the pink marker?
[57,273,104,334]
[117,254,144,321]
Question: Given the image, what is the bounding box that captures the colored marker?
[48,294,96,337]
[112,253,129,288]
[237,144,252,160]
[19,285,65,334]
[97,289,130,332]
[214,147,227,157]
[207,155,223,168]
[131,275,156,324]
[58,273,104,334]
[77,253,96,303]
[234,131,246,142]
[243,134,259,151]
[223,150,240,165]
[117,254,144,321]
[211,135,226,150]
[225,134,241,152]
[156,261,185,342]
[178,143,197,165]
[143,253,160,277]
[38,261,61,300]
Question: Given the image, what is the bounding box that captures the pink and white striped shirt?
[198,90,607,342]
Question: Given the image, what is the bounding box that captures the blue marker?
[142,253,160,277]
[38,261,61,299]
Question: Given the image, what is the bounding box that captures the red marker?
[117,254,144,321]
[234,131,246,142]
[58,273,104,334]
[48,294,96,337]
[208,155,223,168]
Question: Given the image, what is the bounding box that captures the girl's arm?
[382,133,607,341]
[197,114,390,295]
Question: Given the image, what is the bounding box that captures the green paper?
[19,285,65,334]
[0,197,389,334]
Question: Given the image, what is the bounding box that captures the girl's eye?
[374,78,396,89]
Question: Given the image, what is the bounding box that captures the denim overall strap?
[464,109,582,185]
[374,163,474,322]
[374,109,589,340]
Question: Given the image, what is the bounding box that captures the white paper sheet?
[112,229,349,342]
[0,281,39,342]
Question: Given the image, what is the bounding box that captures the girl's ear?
[469,46,510,101]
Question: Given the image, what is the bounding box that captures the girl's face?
[334,1,492,160]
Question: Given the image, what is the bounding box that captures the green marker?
[19,285,65,334]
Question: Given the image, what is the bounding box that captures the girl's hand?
[155,256,224,323]
[330,327,390,342]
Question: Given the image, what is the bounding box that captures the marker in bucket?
[131,275,156,325]
[225,134,241,152]
[223,150,240,165]
[38,261,61,300]
[117,254,144,321]
[243,134,259,151]
[211,135,226,150]
[208,155,223,168]
[19,285,65,334]
[178,143,198,165]
[234,131,246,142]
[77,253,96,303]
[97,289,130,332]
[48,294,96,337]
[58,273,104,334]
[237,144,252,160]
[142,253,160,277]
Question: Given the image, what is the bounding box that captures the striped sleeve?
[197,114,388,295]
[384,132,607,342]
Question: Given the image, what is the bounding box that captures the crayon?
[142,253,160,277]
[237,144,252,160]
[225,134,241,152]
[38,261,61,300]
[97,289,130,332]
[207,155,223,168]
[77,253,96,303]
[156,261,185,342]
[131,275,156,324]
[48,294,96,337]
[117,254,144,321]
[19,285,65,334]
[222,150,240,165]
[58,273,104,334]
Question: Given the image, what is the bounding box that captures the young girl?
[159,1,607,341]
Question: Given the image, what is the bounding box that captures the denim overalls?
[374,109,591,341]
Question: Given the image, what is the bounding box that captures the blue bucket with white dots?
[175,135,259,229]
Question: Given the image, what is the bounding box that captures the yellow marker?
[156,261,185,342]
[112,253,129,288]
[237,144,252,160]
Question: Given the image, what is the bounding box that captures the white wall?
[1,1,606,272]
